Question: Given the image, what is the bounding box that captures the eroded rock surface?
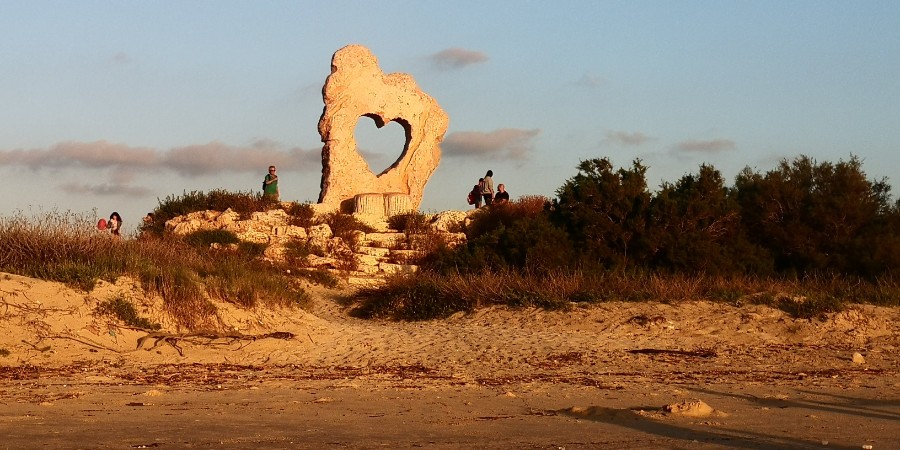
[317,45,449,215]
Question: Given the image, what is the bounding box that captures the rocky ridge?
[163,207,470,287]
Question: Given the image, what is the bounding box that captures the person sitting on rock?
[494,184,510,205]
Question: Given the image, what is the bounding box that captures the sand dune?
[1,272,898,448]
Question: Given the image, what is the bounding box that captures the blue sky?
[2,1,899,232]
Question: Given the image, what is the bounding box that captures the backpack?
[466,190,476,205]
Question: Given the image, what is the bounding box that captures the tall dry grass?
[351,268,900,320]
[0,210,310,330]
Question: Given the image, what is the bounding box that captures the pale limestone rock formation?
[307,224,333,240]
[350,213,391,232]
[429,210,468,233]
[317,45,449,215]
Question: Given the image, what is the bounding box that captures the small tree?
[551,158,652,270]
[734,155,895,275]
[649,164,764,274]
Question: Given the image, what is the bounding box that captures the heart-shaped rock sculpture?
[317,45,449,216]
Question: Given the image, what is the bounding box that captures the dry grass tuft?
[0,210,309,330]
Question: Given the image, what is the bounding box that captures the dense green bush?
[551,158,653,270]
[95,296,161,330]
[647,164,772,274]
[388,211,429,233]
[734,155,900,276]
[422,195,570,273]
[285,201,316,228]
[320,211,375,241]
[443,155,900,279]
[183,229,240,249]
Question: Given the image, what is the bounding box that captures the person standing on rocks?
[263,165,279,201]
[471,178,485,208]
[481,170,495,206]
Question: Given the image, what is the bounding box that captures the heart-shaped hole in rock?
[354,115,410,176]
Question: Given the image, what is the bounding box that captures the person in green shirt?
[263,165,279,200]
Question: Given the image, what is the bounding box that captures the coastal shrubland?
[354,155,900,320]
[3,154,899,325]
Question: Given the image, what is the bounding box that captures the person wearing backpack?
[469,178,484,208]
[263,165,279,200]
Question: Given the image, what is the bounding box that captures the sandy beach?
[1,272,898,449]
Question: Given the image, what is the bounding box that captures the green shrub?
[183,229,240,249]
[551,158,652,270]
[285,202,316,228]
[289,267,340,288]
[428,198,572,274]
[321,212,375,241]
[283,240,318,266]
[388,212,429,233]
[351,274,473,320]
[237,241,268,259]
[95,296,161,330]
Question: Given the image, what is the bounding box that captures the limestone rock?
[250,209,290,227]
[317,45,449,214]
[379,262,419,275]
[308,224,333,240]
[430,210,468,233]
[347,276,386,288]
[359,232,406,248]
[663,399,722,417]
[354,254,382,267]
[351,213,390,233]
[214,209,240,227]
[237,230,270,244]
[389,249,421,263]
[852,352,866,364]
[356,246,391,257]
[170,219,201,235]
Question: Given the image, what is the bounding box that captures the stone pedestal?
[353,192,414,217]
[385,193,413,216]
[354,193,386,216]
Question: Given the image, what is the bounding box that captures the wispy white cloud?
[673,138,736,154]
[429,47,488,70]
[0,140,321,175]
[575,72,606,88]
[59,181,153,198]
[604,130,653,146]
[443,128,540,160]
[0,139,322,198]
[0,141,158,170]
[112,52,132,65]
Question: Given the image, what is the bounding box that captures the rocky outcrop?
[317,45,449,216]
[165,208,468,286]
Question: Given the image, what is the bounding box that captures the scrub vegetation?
[3,155,899,325]
[353,155,900,320]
